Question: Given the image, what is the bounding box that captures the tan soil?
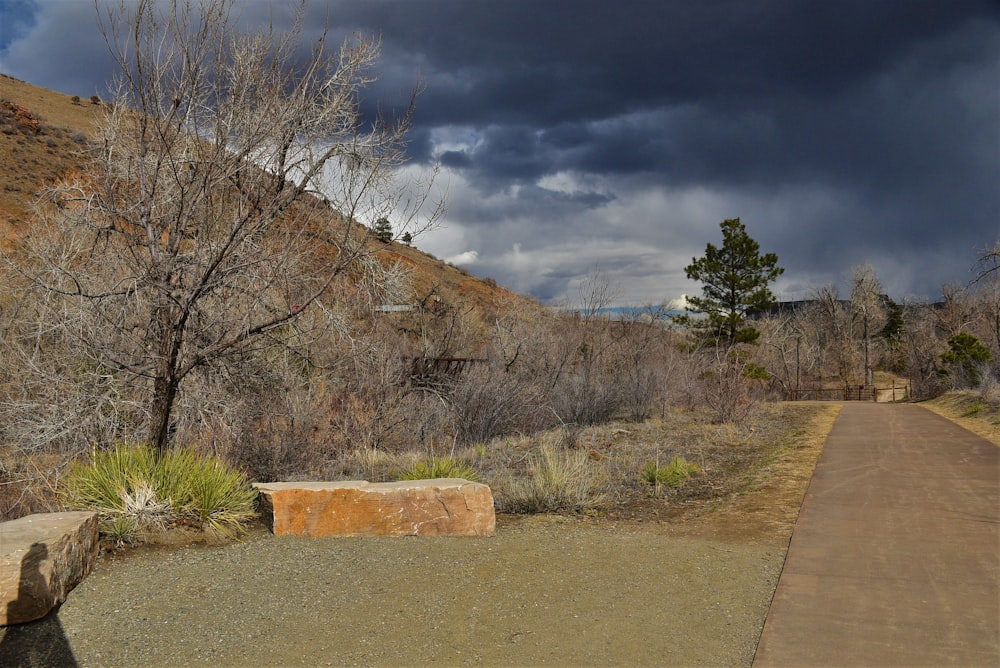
[918,392,1000,446]
[1,404,840,667]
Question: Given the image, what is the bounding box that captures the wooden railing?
[405,357,485,387]
[788,382,909,402]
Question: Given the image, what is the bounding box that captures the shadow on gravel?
[0,542,79,667]
[0,612,78,668]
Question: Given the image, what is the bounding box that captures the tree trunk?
[146,299,184,457]
[148,373,179,457]
[863,315,872,388]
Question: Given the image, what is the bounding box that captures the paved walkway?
[754,403,999,667]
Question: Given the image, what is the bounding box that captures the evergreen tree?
[373,217,393,242]
[684,218,784,345]
[940,331,992,388]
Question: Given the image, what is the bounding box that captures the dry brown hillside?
[0,72,533,335]
[0,73,103,233]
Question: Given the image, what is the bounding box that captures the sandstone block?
[254,479,496,537]
[0,512,100,625]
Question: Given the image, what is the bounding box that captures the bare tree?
[935,283,973,338]
[754,310,806,399]
[811,285,861,390]
[3,0,439,455]
[973,240,1000,284]
[850,263,886,388]
[970,272,1000,357]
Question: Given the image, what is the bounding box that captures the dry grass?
[318,401,840,524]
[0,73,103,229]
[919,391,1000,446]
[696,401,841,542]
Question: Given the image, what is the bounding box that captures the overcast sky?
[1,0,997,306]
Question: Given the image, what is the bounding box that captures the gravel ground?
[1,516,785,667]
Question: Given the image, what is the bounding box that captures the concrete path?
[754,403,999,667]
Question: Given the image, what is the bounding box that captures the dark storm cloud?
[1,0,997,303]
[354,0,996,300]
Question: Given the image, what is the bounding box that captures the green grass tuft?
[399,456,480,481]
[641,456,701,488]
[963,400,987,417]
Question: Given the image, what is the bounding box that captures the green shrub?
[963,400,987,417]
[181,456,258,533]
[62,444,158,516]
[641,456,700,488]
[102,514,141,547]
[499,445,607,513]
[62,444,257,545]
[399,456,479,481]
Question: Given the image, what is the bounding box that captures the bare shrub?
[447,362,553,445]
[222,387,336,483]
[692,348,762,425]
[611,308,679,421]
[979,368,1000,404]
[0,452,63,520]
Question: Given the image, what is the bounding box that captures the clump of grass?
[498,444,608,514]
[399,456,479,481]
[963,400,987,417]
[337,447,402,482]
[61,443,257,546]
[641,456,701,489]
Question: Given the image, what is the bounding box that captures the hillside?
[0,73,103,233]
[0,72,534,347]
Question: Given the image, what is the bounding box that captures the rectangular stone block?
[254,479,496,537]
[1,512,100,625]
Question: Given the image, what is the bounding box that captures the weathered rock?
[254,479,496,537]
[0,512,100,625]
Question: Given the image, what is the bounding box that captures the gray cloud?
[1,0,997,305]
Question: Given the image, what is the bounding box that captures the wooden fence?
[788,382,909,402]
[405,357,485,387]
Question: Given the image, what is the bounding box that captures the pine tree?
[684,218,784,345]
[941,332,992,388]
[373,217,393,242]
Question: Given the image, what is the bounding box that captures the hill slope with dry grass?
[0,73,103,233]
[0,72,531,328]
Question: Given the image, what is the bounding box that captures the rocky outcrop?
[0,512,100,625]
[255,479,496,537]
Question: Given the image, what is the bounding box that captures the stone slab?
[254,479,496,537]
[0,512,100,625]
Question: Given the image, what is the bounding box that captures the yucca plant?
[152,447,198,508]
[61,443,257,545]
[62,444,157,517]
[182,457,258,534]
